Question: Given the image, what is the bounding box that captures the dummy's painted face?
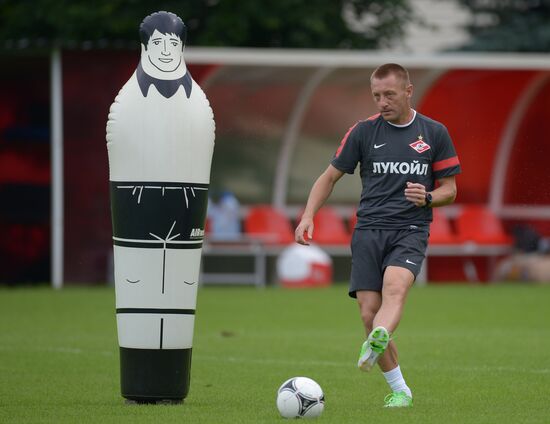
[146,29,183,73]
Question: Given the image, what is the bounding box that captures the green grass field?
[1,283,549,423]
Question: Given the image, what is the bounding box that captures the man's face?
[371,74,413,125]
[146,29,183,73]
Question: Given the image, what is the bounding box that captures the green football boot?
[383,391,413,408]
[357,326,390,372]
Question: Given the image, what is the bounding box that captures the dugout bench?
[200,239,512,287]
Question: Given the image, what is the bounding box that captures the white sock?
[382,365,412,398]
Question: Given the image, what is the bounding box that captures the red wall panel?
[503,78,550,205]
[418,70,537,203]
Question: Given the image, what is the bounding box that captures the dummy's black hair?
[139,11,186,48]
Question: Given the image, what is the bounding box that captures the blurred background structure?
[1,0,549,286]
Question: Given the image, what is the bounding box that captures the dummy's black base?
[120,347,192,403]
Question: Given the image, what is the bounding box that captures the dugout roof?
[183,48,550,222]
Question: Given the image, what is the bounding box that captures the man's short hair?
[370,63,410,86]
[139,11,187,48]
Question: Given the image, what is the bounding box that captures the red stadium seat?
[428,208,457,244]
[297,206,350,245]
[455,205,513,245]
[244,205,294,245]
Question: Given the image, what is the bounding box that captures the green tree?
[457,0,550,52]
[0,0,415,49]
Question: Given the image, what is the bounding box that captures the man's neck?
[388,109,416,127]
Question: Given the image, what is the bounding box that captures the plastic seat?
[455,205,512,245]
[428,208,457,244]
[297,206,350,245]
[244,205,294,245]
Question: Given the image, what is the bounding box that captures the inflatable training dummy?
[106,11,215,403]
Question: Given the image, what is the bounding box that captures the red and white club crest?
[409,135,431,153]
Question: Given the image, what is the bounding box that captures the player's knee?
[359,307,376,330]
[383,281,408,303]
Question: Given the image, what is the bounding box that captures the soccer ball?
[276,377,325,419]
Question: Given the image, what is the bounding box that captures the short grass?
[1,283,549,424]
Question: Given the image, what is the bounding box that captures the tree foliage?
[457,0,550,52]
[0,0,415,49]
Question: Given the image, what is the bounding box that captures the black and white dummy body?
[106,11,215,403]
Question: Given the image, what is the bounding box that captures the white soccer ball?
[276,377,325,419]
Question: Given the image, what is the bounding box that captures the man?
[294,63,460,408]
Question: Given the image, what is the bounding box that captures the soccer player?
[294,63,461,408]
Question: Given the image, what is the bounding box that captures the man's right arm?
[294,164,345,245]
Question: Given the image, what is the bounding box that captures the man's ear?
[406,84,414,99]
[141,43,147,53]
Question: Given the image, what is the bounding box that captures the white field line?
[197,355,550,375]
[1,346,549,375]
[0,345,114,357]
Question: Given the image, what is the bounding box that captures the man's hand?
[295,217,314,245]
[404,182,427,207]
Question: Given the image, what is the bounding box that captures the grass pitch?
[1,283,549,423]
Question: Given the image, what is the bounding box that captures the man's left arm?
[405,176,457,208]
